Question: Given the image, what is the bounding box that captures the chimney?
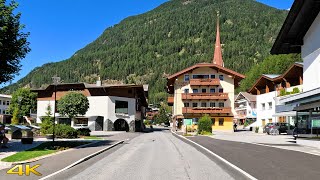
[96,76,102,86]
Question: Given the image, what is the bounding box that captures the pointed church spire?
[213,11,224,67]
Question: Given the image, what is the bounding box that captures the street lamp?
[18,96,22,124]
[52,76,61,146]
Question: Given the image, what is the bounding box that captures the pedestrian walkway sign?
[184,119,192,126]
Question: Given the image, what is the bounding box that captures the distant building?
[271,0,320,136]
[234,92,257,125]
[166,14,245,131]
[248,63,303,128]
[0,94,12,124]
[33,82,148,132]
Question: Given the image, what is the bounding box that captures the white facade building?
[34,83,148,132]
[0,94,11,115]
[271,0,320,136]
[234,92,256,125]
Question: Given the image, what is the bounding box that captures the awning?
[273,111,296,117]
[294,101,320,111]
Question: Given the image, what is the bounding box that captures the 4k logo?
[7,164,42,176]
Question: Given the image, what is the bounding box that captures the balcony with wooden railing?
[181,93,228,100]
[190,79,220,86]
[182,107,232,114]
[167,96,174,105]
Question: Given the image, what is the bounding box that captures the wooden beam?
[266,85,269,93]
[254,87,260,95]
[299,76,303,85]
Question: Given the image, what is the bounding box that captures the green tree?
[154,105,169,125]
[40,104,54,135]
[11,107,19,124]
[198,114,212,134]
[9,88,37,117]
[0,0,30,84]
[57,92,89,119]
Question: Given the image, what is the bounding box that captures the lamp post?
[18,96,22,124]
[52,76,61,146]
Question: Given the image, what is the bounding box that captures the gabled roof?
[248,62,303,93]
[167,63,245,82]
[235,92,256,102]
[271,0,320,54]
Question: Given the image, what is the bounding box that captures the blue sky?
[2,0,294,87]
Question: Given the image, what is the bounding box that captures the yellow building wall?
[212,117,233,131]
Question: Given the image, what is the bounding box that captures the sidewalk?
[0,132,140,180]
[211,130,320,156]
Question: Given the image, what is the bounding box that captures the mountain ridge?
[1,0,289,103]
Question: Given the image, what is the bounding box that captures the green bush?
[144,120,151,126]
[255,126,259,133]
[77,128,91,136]
[40,117,54,135]
[54,124,78,138]
[292,87,300,94]
[43,123,78,138]
[279,89,286,96]
[198,114,212,134]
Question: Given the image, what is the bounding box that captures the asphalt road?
[0,132,140,180]
[187,136,320,180]
[49,129,234,180]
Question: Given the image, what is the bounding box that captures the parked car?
[264,123,294,135]
[73,124,90,130]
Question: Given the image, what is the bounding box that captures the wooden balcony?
[190,79,220,86]
[182,107,232,114]
[167,96,174,105]
[181,93,228,100]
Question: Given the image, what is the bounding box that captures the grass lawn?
[2,141,90,162]
[83,136,103,140]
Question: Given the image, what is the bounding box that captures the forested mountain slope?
[1,0,289,103]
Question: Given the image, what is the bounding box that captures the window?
[184,103,190,107]
[201,102,207,107]
[0,100,2,105]
[219,75,224,81]
[74,118,89,125]
[219,102,224,107]
[192,74,209,79]
[202,89,207,93]
[184,89,189,93]
[115,100,129,114]
[0,109,1,114]
[212,118,216,126]
[6,101,9,105]
[210,102,215,107]
[193,89,199,93]
[192,103,198,107]
[219,118,224,126]
[268,102,272,110]
[210,88,216,93]
[184,74,190,81]
[2,101,5,105]
[219,88,224,93]
[262,103,265,110]
[210,74,216,79]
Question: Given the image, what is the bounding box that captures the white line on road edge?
[39,140,125,180]
[172,131,257,180]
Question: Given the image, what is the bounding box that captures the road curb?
[171,131,257,180]
[39,140,124,180]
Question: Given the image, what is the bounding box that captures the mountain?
[1,0,289,103]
